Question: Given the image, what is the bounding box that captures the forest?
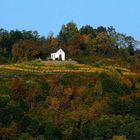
[0,22,140,66]
[0,22,140,140]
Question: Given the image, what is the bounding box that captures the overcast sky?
[0,0,140,41]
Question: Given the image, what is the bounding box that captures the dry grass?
[1,61,137,76]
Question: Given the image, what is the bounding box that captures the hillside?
[0,22,140,140]
[0,62,140,140]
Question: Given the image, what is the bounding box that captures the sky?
[0,0,140,41]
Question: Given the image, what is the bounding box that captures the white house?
[51,48,65,61]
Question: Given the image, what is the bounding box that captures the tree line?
[0,22,140,64]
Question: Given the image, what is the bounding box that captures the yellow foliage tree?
[121,77,132,88]
[112,135,126,140]
[46,96,60,111]
[63,87,73,98]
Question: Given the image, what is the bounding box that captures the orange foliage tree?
[12,40,40,61]
[10,78,25,101]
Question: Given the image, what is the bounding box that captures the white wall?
[51,51,65,61]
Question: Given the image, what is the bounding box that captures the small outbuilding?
[51,46,65,61]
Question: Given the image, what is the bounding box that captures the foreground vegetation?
[0,67,140,140]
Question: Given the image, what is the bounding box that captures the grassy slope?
[1,61,140,139]
[0,60,137,76]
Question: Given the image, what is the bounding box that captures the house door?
[59,54,62,61]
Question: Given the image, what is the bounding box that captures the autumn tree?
[27,85,41,109]
[66,33,90,57]
[0,127,10,140]
[94,80,103,95]
[10,78,25,101]
[63,87,73,98]
[112,135,126,140]
[12,40,40,61]
[93,32,116,55]
[0,29,41,63]
[41,32,59,58]
[45,96,60,111]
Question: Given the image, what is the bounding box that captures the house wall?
[54,52,65,61]
[51,49,65,61]
[51,53,55,60]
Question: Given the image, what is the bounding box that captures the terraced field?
[0,61,136,76]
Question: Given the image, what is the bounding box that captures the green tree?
[0,95,13,125]
[127,42,135,55]
[58,21,78,44]
[79,25,96,39]
[96,26,107,33]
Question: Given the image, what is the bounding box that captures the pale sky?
[0,0,140,41]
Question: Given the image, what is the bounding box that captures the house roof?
[57,48,65,53]
[51,45,65,53]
